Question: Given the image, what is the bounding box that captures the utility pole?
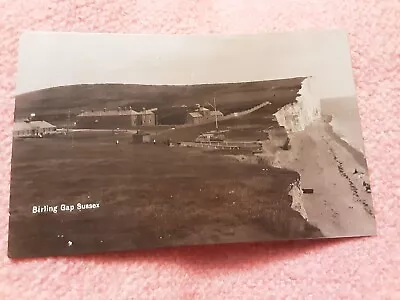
[67,109,74,147]
[67,109,71,134]
[207,96,219,131]
[213,97,218,131]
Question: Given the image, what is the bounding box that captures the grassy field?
[15,78,303,125]
[15,78,303,114]
[9,77,322,257]
[8,131,321,258]
[154,105,280,143]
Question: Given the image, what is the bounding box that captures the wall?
[187,115,202,125]
[76,115,134,129]
[139,114,156,126]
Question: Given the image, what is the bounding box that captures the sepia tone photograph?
[8,30,376,258]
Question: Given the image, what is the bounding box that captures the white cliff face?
[288,179,308,221]
[271,77,320,221]
[273,77,321,133]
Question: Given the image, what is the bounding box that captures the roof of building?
[140,110,155,115]
[210,111,223,116]
[78,109,156,117]
[30,121,56,128]
[78,110,139,117]
[133,132,151,136]
[13,120,56,131]
[13,122,32,132]
[189,112,203,118]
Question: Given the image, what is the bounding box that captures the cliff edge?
[273,76,321,133]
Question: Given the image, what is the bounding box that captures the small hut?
[132,132,152,144]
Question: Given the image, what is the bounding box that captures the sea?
[320,97,366,154]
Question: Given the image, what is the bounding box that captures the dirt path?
[269,120,376,237]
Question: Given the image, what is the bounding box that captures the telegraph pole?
[66,109,74,147]
[67,109,71,134]
[207,96,219,131]
[213,97,218,131]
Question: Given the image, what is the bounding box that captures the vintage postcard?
[8,30,376,258]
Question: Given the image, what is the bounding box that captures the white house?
[13,120,57,138]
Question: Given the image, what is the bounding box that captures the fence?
[179,141,262,151]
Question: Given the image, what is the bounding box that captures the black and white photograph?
[8,30,376,258]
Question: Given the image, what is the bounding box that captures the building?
[198,107,211,117]
[186,106,223,125]
[209,110,224,119]
[131,132,152,144]
[187,112,203,125]
[13,120,57,138]
[13,122,32,137]
[77,108,157,127]
[137,110,156,126]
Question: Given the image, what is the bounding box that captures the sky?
[16,30,356,99]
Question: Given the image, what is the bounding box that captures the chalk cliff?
[288,179,308,221]
[270,77,320,221]
[273,76,321,133]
